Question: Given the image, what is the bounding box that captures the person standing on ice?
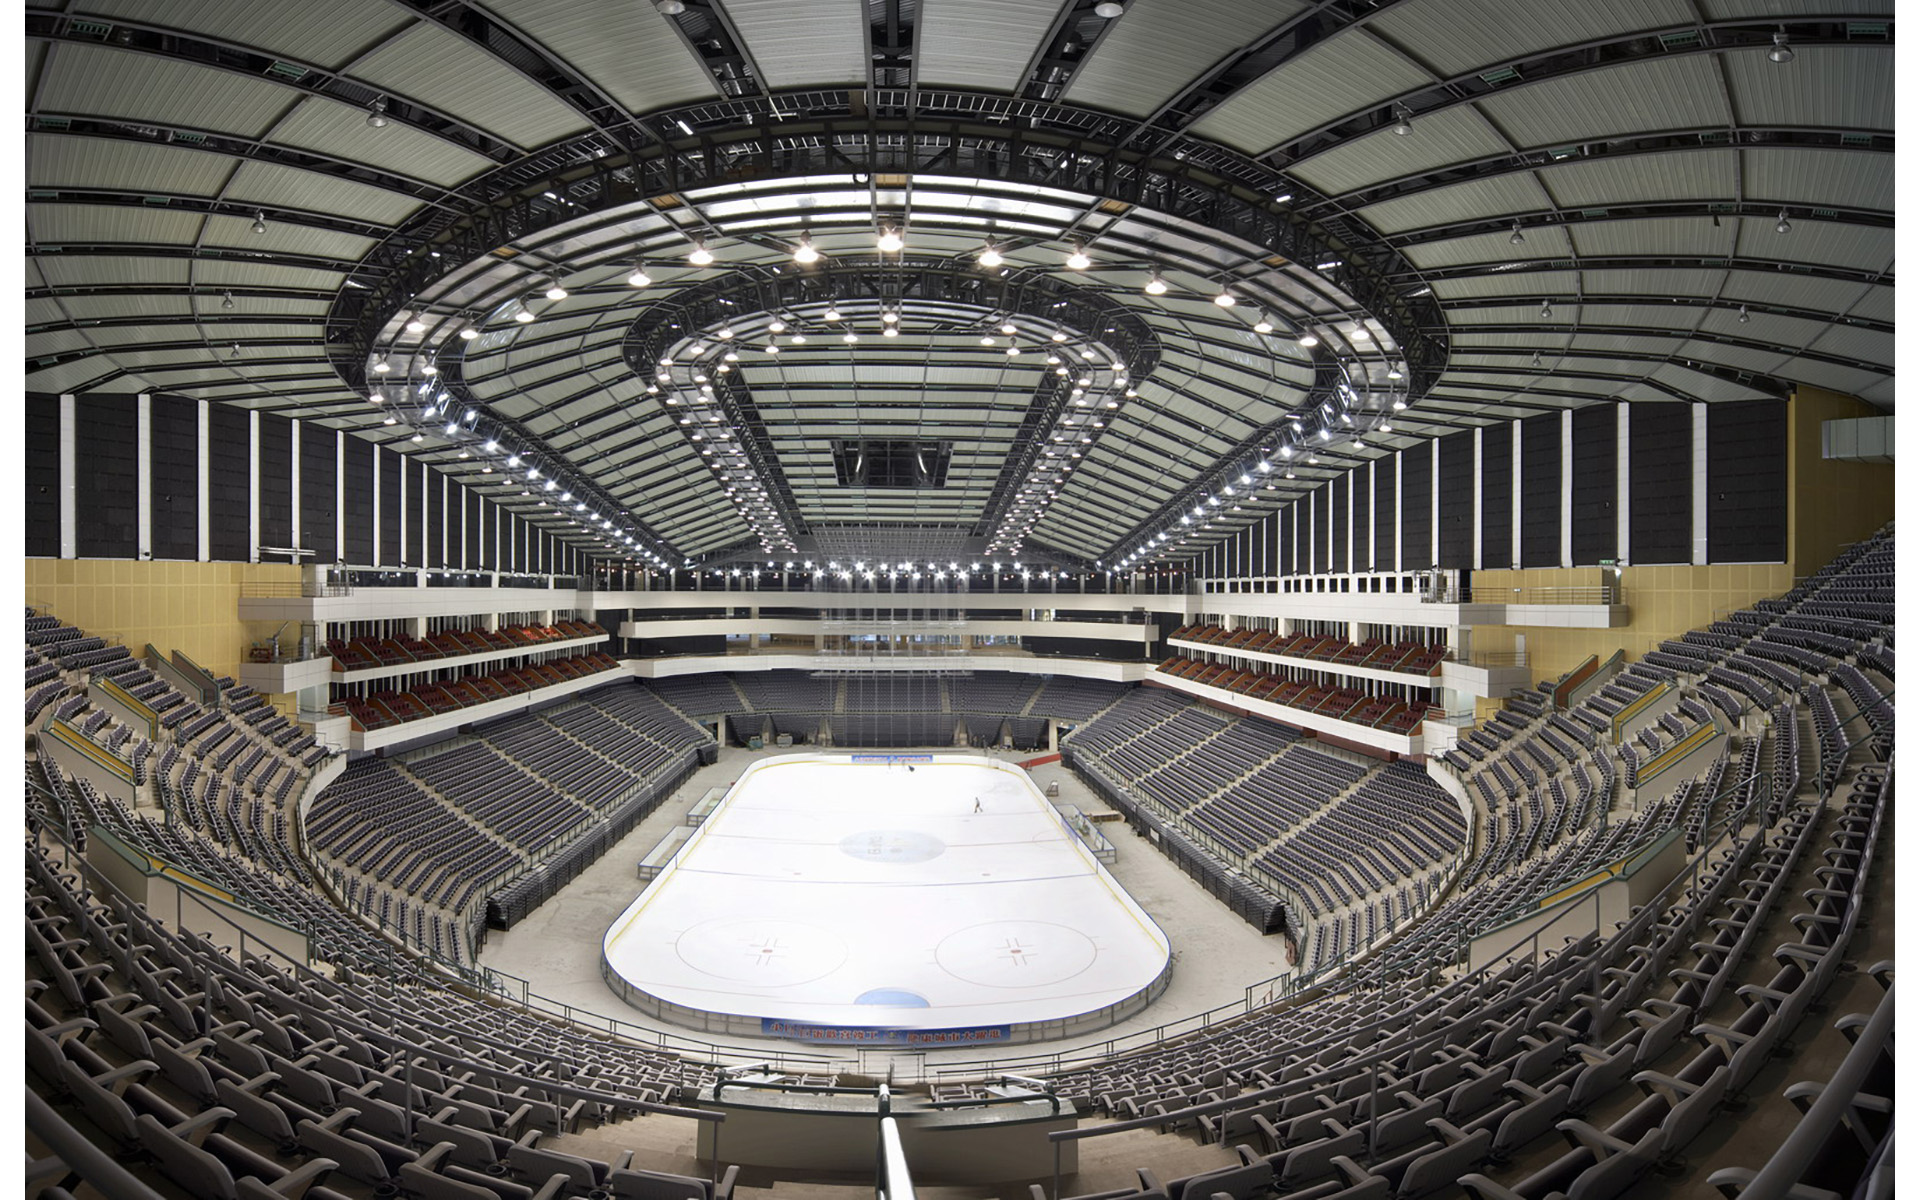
[973,797,983,813]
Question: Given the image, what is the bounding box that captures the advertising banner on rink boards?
[761,1019,1012,1045]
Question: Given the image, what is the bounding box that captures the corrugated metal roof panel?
[1370,0,1694,77]
[1065,0,1307,120]
[1724,46,1892,132]
[271,96,496,189]
[1742,147,1893,213]
[1567,330,1683,357]
[1291,104,1513,198]
[1431,270,1579,299]
[25,359,150,391]
[1844,285,1894,323]
[224,160,424,225]
[30,255,190,287]
[81,0,412,69]
[25,329,96,357]
[917,0,1064,93]
[188,260,345,290]
[1717,271,1876,314]
[1735,216,1893,274]
[27,132,232,195]
[1701,0,1892,18]
[1404,224,1574,270]
[1358,172,1553,235]
[1671,339,1793,374]
[1189,29,1431,155]
[1540,148,1736,207]
[1576,302,1708,331]
[477,0,719,113]
[1648,362,1771,402]
[1568,215,1729,258]
[1477,55,1728,148]
[1855,377,1893,407]
[35,42,294,138]
[723,0,868,88]
[201,213,375,260]
[1809,324,1894,366]
[351,22,591,150]
[29,203,202,244]
[1578,267,1725,297]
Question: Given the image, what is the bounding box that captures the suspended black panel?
[1400,447,1431,571]
[208,404,251,563]
[148,396,200,561]
[1373,457,1396,571]
[1437,430,1473,569]
[1707,400,1787,563]
[1520,414,1561,568]
[299,424,337,563]
[75,395,137,559]
[1630,403,1692,564]
[1350,463,1371,572]
[257,414,292,552]
[405,457,426,568]
[1328,477,1348,574]
[1570,405,1617,565]
[423,467,444,570]
[1480,423,1513,569]
[25,395,60,558]
[378,446,403,566]
[342,436,374,565]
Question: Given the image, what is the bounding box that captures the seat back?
[135,1113,236,1200]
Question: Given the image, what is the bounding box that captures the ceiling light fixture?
[1212,286,1236,307]
[544,279,568,301]
[1775,209,1792,234]
[405,313,426,334]
[1390,104,1412,136]
[1767,29,1794,64]
[793,235,820,264]
[1508,221,1525,245]
[1539,299,1553,318]
[1094,0,1125,16]
[627,262,652,287]
[459,324,478,340]
[1065,243,1091,270]
[1253,316,1274,334]
[1738,304,1750,324]
[876,225,904,253]
[366,96,389,128]
[977,241,1004,268]
[655,0,686,14]
[1143,270,1168,295]
[220,290,235,310]
[514,308,535,323]
[250,211,267,235]
[688,237,714,265]
[1298,333,1319,348]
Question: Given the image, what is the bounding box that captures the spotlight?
[1253,316,1274,334]
[1508,222,1524,245]
[1212,287,1236,307]
[627,262,652,287]
[688,238,714,265]
[405,314,426,333]
[544,279,568,301]
[1144,271,1168,295]
[1738,304,1750,324]
[1539,299,1553,318]
[514,309,535,323]
[1298,333,1319,347]
[876,226,904,253]
[1775,209,1792,234]
[459,325,478,340]
[1390,105,1412,136]
[372,358,390,373]
[1767,30,1794,64]
[1094,0,1124,15]
[793,235,819,264]
[977,241,1004,268]
[1065,243,1091,270]
[366,96,388,128]
[250,211,267,235]
[655,0,686,13]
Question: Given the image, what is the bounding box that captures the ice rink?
[601,753,1172,1044]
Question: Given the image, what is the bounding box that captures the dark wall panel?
[1328,477,1349,574]
[1373,459,1396,571]
[342,437,374,565]
[423,469,444,569]
[1480,423,1513,568]
[1520,414,1561,567]
[1277,501,1292,575]
[299,425,337,562]
[1400,447,1432,570]
[25,395,60,557]
[1630,403,1692,564]
[1571,404,1618,564]
[1351,464,1371,572]
[377,446,403,566]
[207,404,251,562]
[1707,399,1787,562]
[257,414,292,550]
[405,458,426,568]
[1437,430,1474,569]
[148,396,200,561]
[1310,490,1326,573]
[75,396,137,559]
[468,483,487,568]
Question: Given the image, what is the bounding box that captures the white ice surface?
[602,754,1171,1031]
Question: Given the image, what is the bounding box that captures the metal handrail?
[26,1090,169,1200]
[877,1116,917,1200]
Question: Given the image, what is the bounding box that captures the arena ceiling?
[24,0,1895,569]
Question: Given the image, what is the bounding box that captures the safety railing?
[238,581,354,598]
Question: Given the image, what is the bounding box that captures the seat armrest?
[1329,1154,1373,1186]
[1459,1172,1527,1200]
[95,1059,159,1093]
[1556,1118,1633,1157]
[169,1105,237,1146]
[261,1157,337,1199]
[713,1163,741,1200]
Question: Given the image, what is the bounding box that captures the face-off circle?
[934,921,1100,989]
[674,918,848,986]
